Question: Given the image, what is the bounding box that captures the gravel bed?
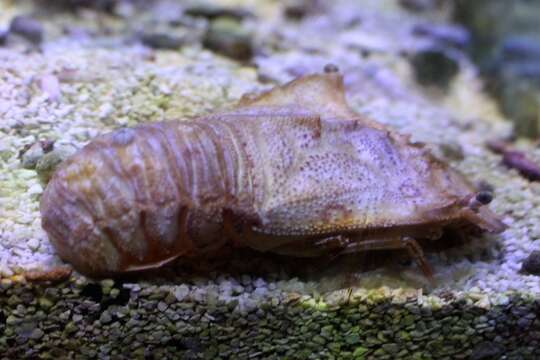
[1,0,540,357]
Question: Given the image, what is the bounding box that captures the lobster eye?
[475,191,493,205]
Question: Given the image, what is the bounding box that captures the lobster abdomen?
[40,120,256,276]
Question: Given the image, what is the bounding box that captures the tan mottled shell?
[40,72,505,277]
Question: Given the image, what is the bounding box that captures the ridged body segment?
[41,120,259,276]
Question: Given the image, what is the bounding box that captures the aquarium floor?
[1,0,540,358]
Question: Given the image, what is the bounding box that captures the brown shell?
[40,72,506,277]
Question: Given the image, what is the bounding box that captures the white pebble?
[27,238,40,251]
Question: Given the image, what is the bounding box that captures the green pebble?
[36,151,65,184]
[7,295,20,306]
[312,335,326,345]
[321,325,334,338]
[100,311,112,324]
[101,279,114,289]
[65,322,77,334]
[30,328,44,340]
[402,315,416,326]
[38,297,53,310]
[6,315,18,325]
[352,346,368,358]
[328,342,342,353]
[399,331,411,341]
[109,288,120,298]
[382,343,401,354]
[345,333,360,345]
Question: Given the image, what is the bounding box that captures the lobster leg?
[269,235,350,257]
[341,236,433,278]
[222,210,432,278]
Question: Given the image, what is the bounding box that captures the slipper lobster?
[40,70,506,277]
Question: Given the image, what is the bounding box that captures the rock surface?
[454,0,540,137]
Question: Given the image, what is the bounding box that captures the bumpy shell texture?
[40,72,506,277]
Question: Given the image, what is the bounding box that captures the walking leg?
[341,236,433,278]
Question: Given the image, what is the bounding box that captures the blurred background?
[1,0,539,138]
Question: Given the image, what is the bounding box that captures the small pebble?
[283,0,318,20]
[184,5,252,20]
[203,18,253,61]
[470,341,504,360]
[9,16,43,44]
[38,297,53,310]
[98,103,114,120]
[323,63,340,73]
[521,251,540,275]
[35,145,77,184]
[439,141,464,161]
[27,238,40,252]
[157,302,168,312]
[174,285,190,301]
[411,47,459,88]
[140,33,185,50]
[21,142,44,170]
[100,311,112,324]
[101,279,115,289]
[39,74,61,101]
[29,328,44,340]
[399,0,436,12]
[0,30,7,46]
